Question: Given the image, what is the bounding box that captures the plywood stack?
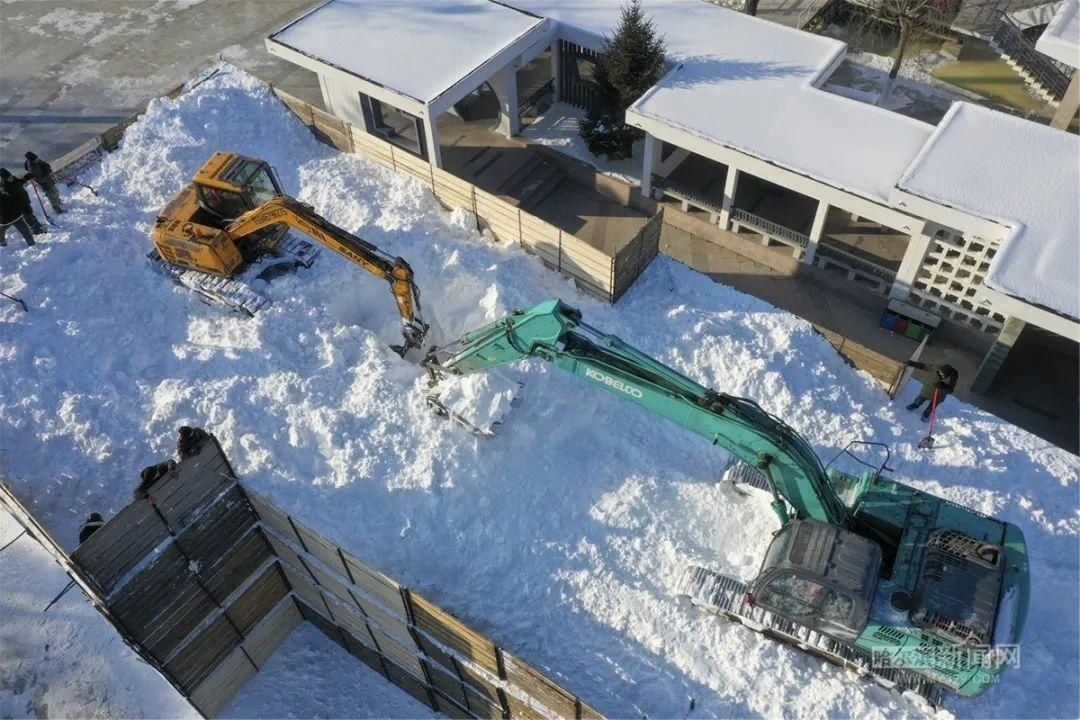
[245,486,604,720]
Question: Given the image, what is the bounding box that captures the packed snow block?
[71,499,170,596]
[409,590,500,676]
[501,651,578,720]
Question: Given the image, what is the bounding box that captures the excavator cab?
[192,152,284,221]
[749,520,881,642]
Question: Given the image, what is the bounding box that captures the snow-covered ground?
[224,623,438,718]
[1,66,1077,719]
[522,102,643,185]
[0,505,197,718]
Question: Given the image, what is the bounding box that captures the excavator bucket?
[425,371,522,437]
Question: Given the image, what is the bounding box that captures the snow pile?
[0,506,197,718]
[0,67,1077,719]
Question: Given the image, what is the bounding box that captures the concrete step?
[518,164,563,212]
[475,150,535,192]
[499,154,545,194]
[462,146,502,178]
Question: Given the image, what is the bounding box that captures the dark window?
[359,93,426,159]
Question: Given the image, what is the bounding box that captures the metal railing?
[730,208,810,248]
[816,242,897,282]
[653,175,725,214]
[519,78,555,117]
[992,16,1072,100]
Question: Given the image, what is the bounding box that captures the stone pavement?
[0,0,325,171]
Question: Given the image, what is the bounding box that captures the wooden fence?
[270,87,657,304]
[67,434,602,719]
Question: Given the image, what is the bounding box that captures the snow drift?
[0,67,1076,719]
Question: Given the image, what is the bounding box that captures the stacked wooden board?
[69,435,603,718]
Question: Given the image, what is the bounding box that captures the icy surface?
[1036,0,1080,69]
[0,68,1077,719]
[896,102,1080,321]
[508,0,934,204]
[0,506,196,718]
[224,623,438,718]
[269,0,543,103]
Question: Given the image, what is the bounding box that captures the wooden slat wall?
[248,491,603,720]
[266,87,666,305]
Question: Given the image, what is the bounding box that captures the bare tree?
[744,0,760,17]
[856,0,954,79]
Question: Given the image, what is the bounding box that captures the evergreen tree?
[580,0,666,160]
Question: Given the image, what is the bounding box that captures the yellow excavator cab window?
[245,166,280,206]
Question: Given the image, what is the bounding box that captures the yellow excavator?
[149,151,428,352]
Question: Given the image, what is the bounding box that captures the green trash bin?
[904,322,923,340]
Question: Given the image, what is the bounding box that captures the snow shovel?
[918,389,940,450]
[28,181,59,227]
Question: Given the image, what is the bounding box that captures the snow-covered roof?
[269,0,544,104]
[508,0,934,205]
[896,103,1080,321]
[1036,0,1080,68]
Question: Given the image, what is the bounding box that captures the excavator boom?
[226,196,428,351]
[427,298,1030,702]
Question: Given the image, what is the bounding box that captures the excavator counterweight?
[149,151,428,353]
[426,298,1030,707]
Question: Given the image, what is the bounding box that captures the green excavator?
[425,299,1029,707]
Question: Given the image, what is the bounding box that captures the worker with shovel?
[905,362,959,421]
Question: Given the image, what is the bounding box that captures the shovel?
[918,389,940,450]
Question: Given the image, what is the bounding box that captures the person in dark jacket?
[133,459,177,501]
[905,362,959,421]
[0,168,45,233]
[0,185,35,248]
[176,426,210,459]
[24,151,64,213]
[78,512,106,544]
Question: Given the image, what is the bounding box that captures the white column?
[640,133,661,199]
[492,64,521,138]
[890,227,934,300]
[550,44,561,103]
[971,316,1026,394]
[802,200,829,265]
[1051,71,1080,131]
[423,108,442,169]
[718,167,740,230]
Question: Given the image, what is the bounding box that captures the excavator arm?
[426,299,850,526]
[226,196,428,351]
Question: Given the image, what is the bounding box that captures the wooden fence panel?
[351,128,396,168]
[291,520,350,578]
[339,551,409,620]
[296,597,348,651]
[408,591,500,676]
[311,106,353,152]
[394,149,434,186]
[201,528,274,602]
[432,167,476,211]
[280,561,331,616]
[305,556,357,610]
[519,215,562,268]
[242,594,301,668]
[262,528,314,581]
[71,499,169,595]
[188,644,257,718]
[502,652,578,719]
[227,563,289,635]
[165,612,241,691]
[244,489,303,547]
[370,625,427,680]
[150,438,236,529]
[342,628,389,677]
[426,660,469,709]
[474,189,522,244]
[384,659,437,710]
